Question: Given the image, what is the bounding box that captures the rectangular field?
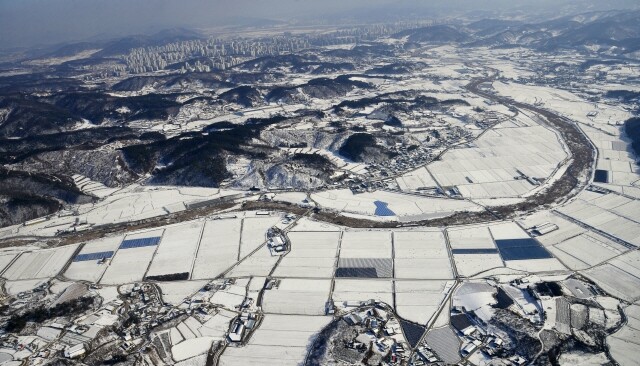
[261,278,331,315]
[219,314,331,366]
[273,231,339,278]
[239,216,280,257]
[3,245,79,280]
[393,231,452,279]
[100,229,164,285]
[65,235,123,282]
[146,221,203,279]
[332,279,393,306]
[191,219,242,280]
[395,280,452,324]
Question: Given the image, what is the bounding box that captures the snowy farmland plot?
[396,167,439,192]
[239,216,281,257]
[393,231,453,279]
[100,229,164,285]
[556,192,640,247]
[261,278,331,315]
[337,231,392,278]
[394,280,453,325]
[332,279,394,307]
[209,278,249,309]
[447,225,505,277]
[0,254,17,276]
[226,244,279,278]
[64,235,123,282]
[487,222,566,273]
[290,217,341,232]
[2,245,79,281]
[191,218,242,280]
[583,124,640,192]
[273,231,340,278]
[219,314,331,366]
[550,232,628,271]
[157,280,209,305]
[311,189,482,221]
[78,185,243,227]
[492,81,632,130]
[340,231,391,259]
[145,221,204,280]
[427,121,568,199]
[584,259,640,303]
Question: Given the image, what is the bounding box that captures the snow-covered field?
[0,186,246,239]
[395,280,453,324]
[2,245,79,281]
[100,229,164,285]
[261,278,331,315]
[312,189,482,221]
[273,231,340,278]
[427,120,568,199]
[146,221,203,279]
[332,279,394,307]
[340,230,392,259]
[192,218,242,280]
[239,216,280,257]
[556,192,640,247]
[393,231,452,279]
[64,235,123,282]
[219,314,331,366]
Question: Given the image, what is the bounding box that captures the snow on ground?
[427,118,568,199]
[2,245,79,281]
[556,193,640,247]
[333,279,394,307]
[393,230,453,279]
[493,81,631,129]
[607,302,640,366]
[289,217,342,232]
[395,280,452,324]
[312,189,482,220]
[99,229,164,285]
[72,174,118,198]
[192,218,242,280]
[273,231,339,278]
[157,281,208,305]
[219,314,331,366]
[261,278,331,315]
[65,235,123,282]
[209,278,249,309]
[146,221,203,279]
[0,185,246,239]
[4,279,48,295]
[172,337,217,362]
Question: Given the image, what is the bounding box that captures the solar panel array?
[495,238,552,261]
[119,236,161,249]
[335,267,378,278]
[374,201,396,216]
[594,169,609,183]
[451,248,499,255]
[73,251,114,262]
[337,258,393,278]
[425,326,461,364]
[400,319,426,348]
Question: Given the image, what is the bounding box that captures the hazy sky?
[0,0,638,50]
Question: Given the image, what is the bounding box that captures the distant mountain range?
[395,9,640,57]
